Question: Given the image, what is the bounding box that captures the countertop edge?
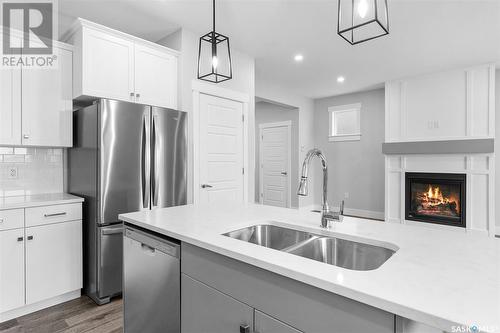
[0,194,84,210]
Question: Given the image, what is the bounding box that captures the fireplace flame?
[423,185,460,214]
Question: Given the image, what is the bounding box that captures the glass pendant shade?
[198,31,232,83]
[197,0,232,83]
[337,0,389,45]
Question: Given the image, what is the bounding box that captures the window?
[328,103,361,142]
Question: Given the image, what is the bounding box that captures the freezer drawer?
[124,226,180,333]
[97,224,123,301]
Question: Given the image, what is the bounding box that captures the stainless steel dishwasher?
[123,225,180,333]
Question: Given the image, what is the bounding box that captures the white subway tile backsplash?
[3,155,25,163]
[0,148,13,154]
[0,147,64,196]
[14,148,27,154]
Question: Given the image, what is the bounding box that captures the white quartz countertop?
[119,203,500,332]
[0,193,84,210]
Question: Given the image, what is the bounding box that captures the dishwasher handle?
[125,227,180,258]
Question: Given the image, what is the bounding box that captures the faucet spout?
[297,148,342,228]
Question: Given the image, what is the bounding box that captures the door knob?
[136,93,141,98]
[281,171,288,175]
[23,134,29,139]
[201,184,213,188]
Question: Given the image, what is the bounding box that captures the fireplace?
[405,173,466,228]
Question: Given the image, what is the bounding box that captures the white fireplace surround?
[385,154,495,236]
[384,64,496,236]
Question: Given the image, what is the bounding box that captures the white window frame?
[328,103,361,142]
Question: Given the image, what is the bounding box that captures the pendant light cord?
[212,0,215,33]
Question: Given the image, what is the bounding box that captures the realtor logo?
[1,0,57,68]
[2,1,53,54]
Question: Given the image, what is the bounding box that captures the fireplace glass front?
[405,173,466,228]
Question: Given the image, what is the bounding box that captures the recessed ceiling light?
[337,76,345,83]
[294,54,304,62]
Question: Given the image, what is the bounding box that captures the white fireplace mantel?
[384,64,496,237]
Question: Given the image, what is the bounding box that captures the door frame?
[258,121,292,208]
[192,80,250,204]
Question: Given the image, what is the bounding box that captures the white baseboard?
[0,289,81,323]
[339,207,385,221]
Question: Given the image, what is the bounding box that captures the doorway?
[255,100,299,208]
[198,93,245,204]
[259,122,292,207]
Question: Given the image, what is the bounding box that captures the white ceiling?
[59,0,500,99]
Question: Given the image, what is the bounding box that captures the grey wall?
[255,101,299,208]
[313,88,385,215]
[496,70,500,235]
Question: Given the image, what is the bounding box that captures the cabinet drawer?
[26,203,82,227]
[0,209,24,231]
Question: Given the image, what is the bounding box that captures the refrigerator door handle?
[141,115,150,209]
[152,115,159,207]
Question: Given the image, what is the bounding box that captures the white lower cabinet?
[0,228,25,313]
[0,203,82,322]
[25,220,82,304]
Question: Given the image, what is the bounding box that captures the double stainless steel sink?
[223,224,396,271]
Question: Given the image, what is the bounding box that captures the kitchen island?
[119,203,500,333]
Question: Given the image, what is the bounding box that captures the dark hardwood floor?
[0,296,123,333]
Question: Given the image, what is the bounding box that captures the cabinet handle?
[27,236,33,240]
[136,93,141,98]
[23,134,29,139]
[130,92,135,97]
[201,184,213,189]
[239,325,250,333]
[44,212,66,218]
[17,237,23,242]
[0,218,4,223]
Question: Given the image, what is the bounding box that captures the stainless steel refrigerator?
[68,99,187,305]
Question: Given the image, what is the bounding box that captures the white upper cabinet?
[0,32,73,147]
[66,19,178,109]
[21,44,73,146]
[0,35,22,145]
[80,27,135,102]
[134,43,178,108]
[385,64,495,142]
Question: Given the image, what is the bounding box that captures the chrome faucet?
[297,148,343,228]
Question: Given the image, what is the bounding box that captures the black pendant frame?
[337,0,389,45]
[197,0,233,83]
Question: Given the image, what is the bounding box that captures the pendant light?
[197,0,232,83]
[337,0,389,45]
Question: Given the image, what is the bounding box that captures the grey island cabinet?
[181,243,395,333]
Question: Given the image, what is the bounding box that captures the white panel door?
[25,221,82,304]
[21,45,73,146]
[134,43,177,108]
[82,28,135,102]
[199,94,244,204]
[0,35,21,145]
[260,124,290,207]
[0,228,25,313]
